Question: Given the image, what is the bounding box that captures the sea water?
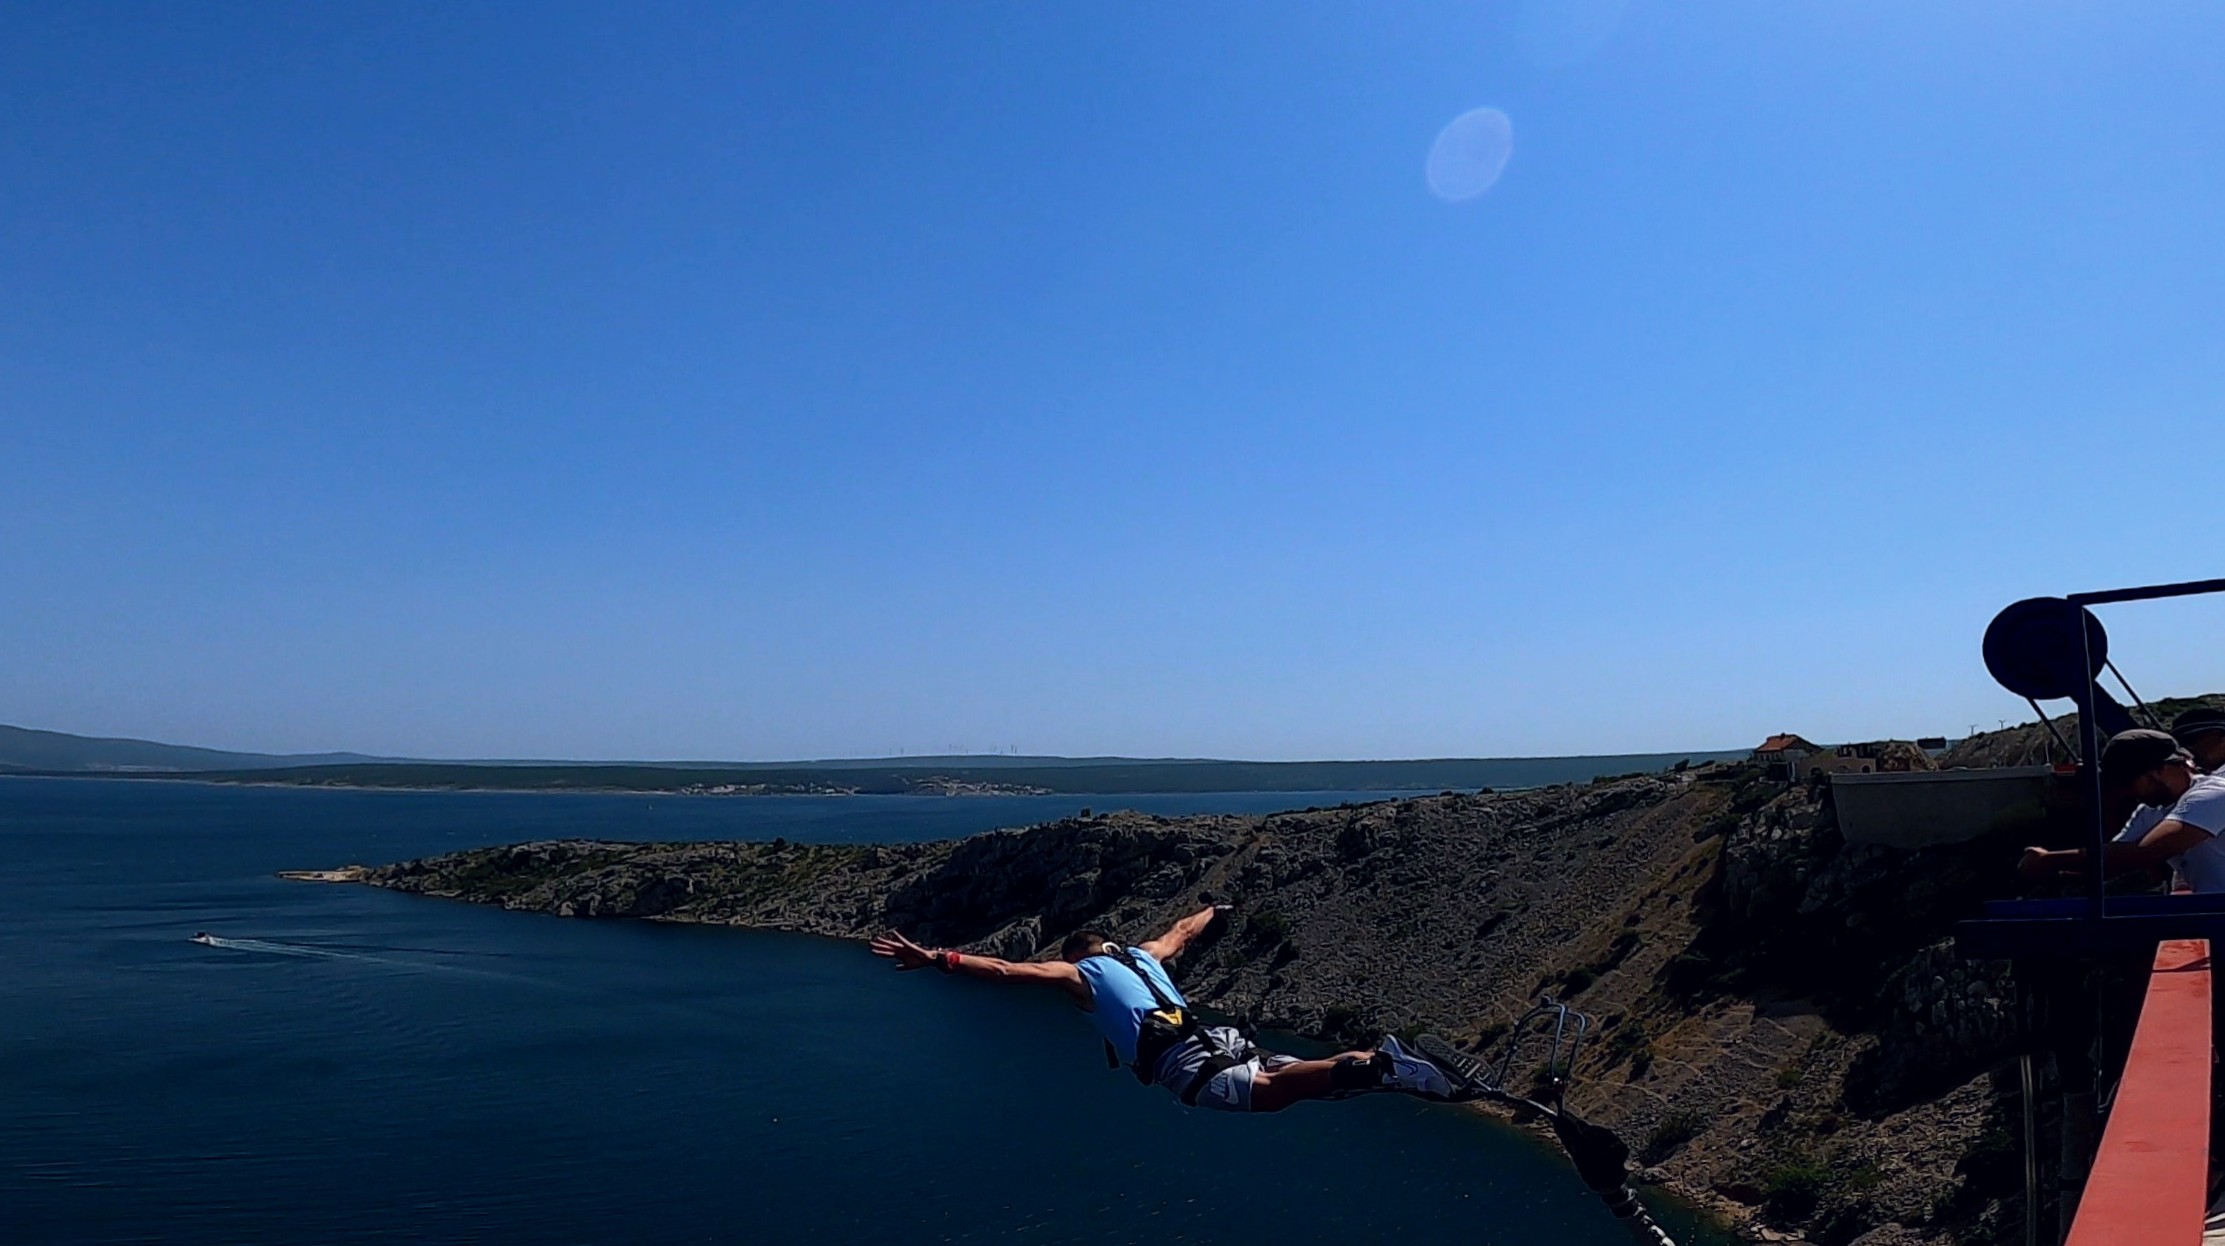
[0,777,1733,1245]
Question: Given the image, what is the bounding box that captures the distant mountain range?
[0,722,1745,794]
[0,724,397,773]
[0,723,1204,774]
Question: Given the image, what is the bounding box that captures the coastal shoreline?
[1,772,1074,799]
[294,757,2036,1246]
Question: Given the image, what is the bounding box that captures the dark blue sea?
[0,777,1732,1246]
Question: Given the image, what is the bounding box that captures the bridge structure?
[1953,578,2225,1245]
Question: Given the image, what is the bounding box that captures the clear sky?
[4,2,2222,762]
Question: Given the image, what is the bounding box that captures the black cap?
[2100,728,2186,789]
[2169,707,2225,745]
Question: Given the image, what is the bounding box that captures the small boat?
[190,931,214,945]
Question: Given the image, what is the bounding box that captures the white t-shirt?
[2114,774,2225,892]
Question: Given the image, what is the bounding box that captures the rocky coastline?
[327,759,2046,1246]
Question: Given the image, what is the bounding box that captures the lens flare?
[1426,107,1514,202]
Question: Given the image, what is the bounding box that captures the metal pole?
[2021,1052,2041,1246]
[2102,659,2158,728]
[2057,1079,2094,1245]
[2066,577,2225,606]
[2076,616,2105,919]
[2024,698,2074,764]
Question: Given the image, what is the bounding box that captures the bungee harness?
[1088,944,1255,1106]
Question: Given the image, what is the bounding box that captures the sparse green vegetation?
[1554,929,1640,998]
[1594,929,1639,972]
[1762,1154,1833,1222]
[1598,1015,1652,1070]
[1640,1110,1706,1163]
[1318,1004,1369,1047]
[1244,905,1293,949]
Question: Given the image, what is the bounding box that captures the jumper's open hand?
[871,931,935,971]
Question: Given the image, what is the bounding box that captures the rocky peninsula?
[320,746,2069,1246]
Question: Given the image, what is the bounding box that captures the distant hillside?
[108,752,1743,794]
[3,722,1742,792]
[1935,693,2225,769]
[0,724,388,773]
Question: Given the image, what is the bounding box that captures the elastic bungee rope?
[1413,999,1680,1246]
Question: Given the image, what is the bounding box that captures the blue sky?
[3,2,2222,761]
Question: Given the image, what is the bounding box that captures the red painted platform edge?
[2065,938,2211,1246]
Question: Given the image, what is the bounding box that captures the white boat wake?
[191,935,526,982]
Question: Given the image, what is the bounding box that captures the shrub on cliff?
[1640,1110,1705,1163]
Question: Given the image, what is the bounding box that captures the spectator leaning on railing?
[2019,728,2225,892]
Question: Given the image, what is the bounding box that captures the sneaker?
[1374,1034,1456,1099]
[1413,1033,1490,1099]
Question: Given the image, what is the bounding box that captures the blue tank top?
[1074,947,1188,1065]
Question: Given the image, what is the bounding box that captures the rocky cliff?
[359,762,2042,1246]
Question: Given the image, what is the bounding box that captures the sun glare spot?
[1425,108,1513,202]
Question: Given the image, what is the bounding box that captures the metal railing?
[2063,939,2211,1246]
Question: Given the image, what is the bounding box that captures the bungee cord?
[1413,999,1679,1246]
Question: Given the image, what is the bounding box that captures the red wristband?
[939,950,962,973]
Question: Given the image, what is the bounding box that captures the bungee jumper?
[873,903,1679,1244]
[871,904,1455,1112]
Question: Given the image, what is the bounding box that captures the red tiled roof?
[1755,733,1817,753]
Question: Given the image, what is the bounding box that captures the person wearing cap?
[2170,706,2225,773]
[2018,728,2225,891]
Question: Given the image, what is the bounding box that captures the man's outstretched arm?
[2019,819,2215,883]
[871,931,1090,1004]
[1139,904,1227,964]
